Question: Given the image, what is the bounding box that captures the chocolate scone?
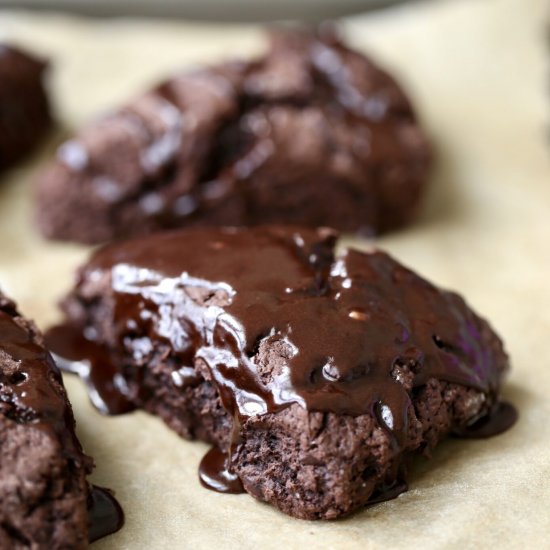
[0,291,123,547]
[0,44,51,171]
[37,27,431,244]
[46,226,516,520]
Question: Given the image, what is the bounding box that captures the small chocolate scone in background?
[46,226,516,520]
[0,45,51,171]
[36,27,431,244]
[0,291,123,548]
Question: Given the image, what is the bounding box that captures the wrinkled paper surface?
[0,0,548,547]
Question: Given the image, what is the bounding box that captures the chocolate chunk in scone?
[36,27,431,244]
[0,291,123,547]
[0,45,51,171]
[47,226,515,520]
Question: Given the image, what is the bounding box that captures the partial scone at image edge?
[0,291,123,548]
[0,291,91,548]
[36,26,431,244]
[0,44,52,172]
[47,225,516,520]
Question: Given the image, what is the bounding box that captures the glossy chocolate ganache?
[0,295,123,543]
[47,226,516,514]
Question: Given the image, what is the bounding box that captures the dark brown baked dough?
[47,226,513,520]
[0,291,92,548]
[37,27,431,244]
[0,45,51,171]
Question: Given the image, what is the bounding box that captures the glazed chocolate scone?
[0,291,123,548]
[37,27,431,244]
[0,44,51,171]
[46,226,516,520]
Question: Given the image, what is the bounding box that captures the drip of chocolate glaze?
[46,226,516,502]
[199,446,244,494]
[88,485,125,542]
[47,324,136,415]
[453,401,517,438]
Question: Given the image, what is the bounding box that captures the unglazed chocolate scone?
[46,226,516,520]
[36,27,431,244]
[0,44,51,171]
[0,291,123,548]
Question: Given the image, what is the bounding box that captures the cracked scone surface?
[37,28,431,244]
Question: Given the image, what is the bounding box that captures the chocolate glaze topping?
[47,226,516,500]
[453,401,518,439]
[88,486,125,542]
[0,305,82,459]
[199,446,244,494]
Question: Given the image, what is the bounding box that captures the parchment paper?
[0,0,549,547]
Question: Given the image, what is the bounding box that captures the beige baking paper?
[0,0,549,547]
